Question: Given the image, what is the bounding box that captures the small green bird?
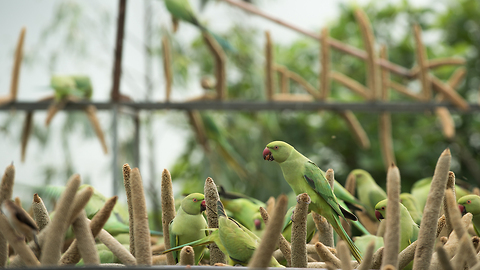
[374,199,419,252]
[170,193,208,264]
[51,75,93,101]
[353,234,384,257]
[410,177,433,212]
[165,201,284,267]
[218,186,265,236]
[458,194,480,236]
[281,206,316,243]
[164,0,234,52]
[349,169,387,220]
[263,141,362,263]
[399,193,423,225]
[412,177,471,213]
[217,200,283,267]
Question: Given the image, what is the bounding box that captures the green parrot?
[76,243,128,265]
[163,228,230,263]
[412,177,471,212]
[164,0,234,52]
[163,201,283,267]
[353,234,384,257]
[217,200,284,267]
[349,169,387,220]
[399,193,423,225]
[263,141,362,263]
[218,186,265,236]
[374,199,419,252]
[458,194,480,236]
[169,193,208,264]
[410,177,433,212]
[51,75,93,101]
[281,206,316,243]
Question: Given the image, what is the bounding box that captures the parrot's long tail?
[198,26,236,53]
[330,214,363,264]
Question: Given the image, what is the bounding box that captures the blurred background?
[1,0,479,225]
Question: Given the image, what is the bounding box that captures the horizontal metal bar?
[1,101,480,113]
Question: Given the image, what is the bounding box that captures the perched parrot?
[399,193,422,225]
[76,243,126,265]
[282,206,316,243]
[353,234,384,257]
[349,169,387,220]
[458,194,480,236]
[169,193,208,264]
[374,199,419,252]
[410,177,433,212]
[163,200,284,267]
[263,141,362,263]
[217,200,284,267]
[51,75,93,101]
[218,186,265,235]
[164,0,234,52]
[412,177,471,213]
[163,228,232,264]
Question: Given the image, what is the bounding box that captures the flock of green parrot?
[32,140,480,267]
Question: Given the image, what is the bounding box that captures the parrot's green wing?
[304,161,357,221]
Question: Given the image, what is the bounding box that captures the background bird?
[169,193,208,264]
[1,200,39,248]
[458,194,480,236]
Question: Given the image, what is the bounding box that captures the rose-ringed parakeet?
[399,193,422,225]
[282,206,316,243]
[164,0,234,52]
[218,186,265,235]
[374,199,419,251]
[169,193,208,264]
[263,141,362,263]
[349,169,387,220]
[217,200,283,267]
[412,177,471,213]
[163,200,283,267]
[458,194,480,236]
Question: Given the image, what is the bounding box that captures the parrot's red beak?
[201,200,206,212]
[375,210,384,221]
[263,148,274,161]
[254,219,262,230]
[459,204,466,215]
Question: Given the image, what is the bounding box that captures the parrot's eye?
[193,198,197,202]
[467,200,471,204]
[381,207,385,210]
[274,146,279,150]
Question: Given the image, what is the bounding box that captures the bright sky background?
[0,0,434,203]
